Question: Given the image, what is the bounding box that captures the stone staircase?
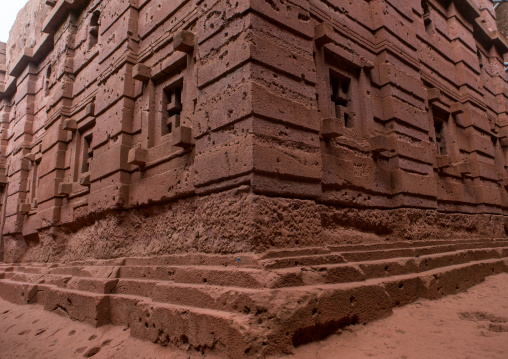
[1,238,508,357]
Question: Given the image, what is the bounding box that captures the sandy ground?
[1,274,508,359]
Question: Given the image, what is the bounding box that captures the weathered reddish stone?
[0,0,506,354]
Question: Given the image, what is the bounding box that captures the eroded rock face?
[5,0,49,73]
[497,2,508,40]
[0,0,507,263]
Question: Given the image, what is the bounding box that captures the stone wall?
[1,0,508,263]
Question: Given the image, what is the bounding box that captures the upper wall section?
[5,0,50,73]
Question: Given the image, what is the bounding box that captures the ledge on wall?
[474,16,508,54]
[9,48,33,78]
[42,0,74,34]
[0,76,17,98]
[454,0,481,20]
[42,0,90,34]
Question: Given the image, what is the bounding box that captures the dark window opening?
[82,135,93,173]
[89,11,100,49]
[162,85,182,135]
[31,159,40,206]
[477,47,484,70]
[422,0,431,25]
[45,65,51,97]
[434,120,447,155]
[330,72,352,128]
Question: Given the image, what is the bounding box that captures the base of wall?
[2,187,508,263]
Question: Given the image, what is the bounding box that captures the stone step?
[123,253,259,268]
[261,253,346,270]
[340,242,508,262]
[260,247,332,260]
[118,265,176,281]
[65,277,119,294]
[47,265,121,278]
[260,258,508,352]
[0,245,507,357]
[114,278,160,297]
[0,280,110,327]
[268,247,508,288]
[118,265,273,288]
[129,299,262,357]
[3,272,45,283]
[259,241,508,271]
[328,239,508,252]
[151,282,266,314]
[0,279,38,305]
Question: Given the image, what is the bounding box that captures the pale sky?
[0,1,31,43]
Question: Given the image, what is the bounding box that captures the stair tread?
[136,297,248,320]
[272,247,507,271]
[278,257,504,291]
[328,239,508,252]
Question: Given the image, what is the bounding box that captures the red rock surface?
[0,0,506,263]
[0,0,508,356]
[0,239,507,356]
[1,273,507,358]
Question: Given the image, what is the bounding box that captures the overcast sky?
[0,1,31,43]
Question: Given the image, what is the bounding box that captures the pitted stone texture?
[4,192,508,264]
[0,240,508,356]
[5,0,49,72]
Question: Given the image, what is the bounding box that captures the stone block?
[321,118,344,139]
[456,162,472,175]
[58,182,73,197]
[427,88,442,102]
[436,155,452,169]
[62,119,77,131]
[18,203,31,214]
[450,102,464,115]
[173,30,195,53]
[314,22,334,45]
[133,64,151,82]
[23,153,35,162]
[80,173,91,187]
[128,147,148,167]
[171,126,193,148]
[369,135,391,153]
[85,103,95,117]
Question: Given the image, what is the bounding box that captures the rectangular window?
[434,119,447,155]
[162,85,182,135]
[330,70,353,128]
[82,134,93,174]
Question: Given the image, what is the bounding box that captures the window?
[153,75,185,145]
[422,0,431,25]
[476,47,484,70]
[81,134,93,173]
[434,120,447,155]
[330,71,352,128]
[88,11,100,49]
[45,65,51,97]
[162,84,182,135]
[28,159,40,208]
[432,106,450,156]
[421,0,433,34]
